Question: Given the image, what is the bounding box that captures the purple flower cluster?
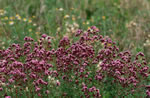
[81,83,101,98]
[0,34,54,96]
[59,36,70,47]
[54,26,149,97]
[0,26,149,97]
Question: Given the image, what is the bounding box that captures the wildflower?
[57,27,61,32]
[5,96,11,98]
[16,15,21,20]
[102,16,106,20]
[71,8,74,10]
[146,40,149,43]
[8,78,14,83]
[0,9,4,13]
[0,87,3,91]
[59,36,70,47]
[42,34,47,38]
[28,29,32,32]
[132,22,137,26]
[16,14,19,17]
[86,21,89,25]
[9,16,15,20]
[23,18,27,22]
[4,17,8,20]
[64,15,70,19]
[146,90,150,96]
[45,90,49,94]
[88,26,91,30]
[56,80,60,86]
[97,61,102,70]
[35,32,40,35]
[28,19,32,23]
[24,36,34,41]
[82,22,85,25]
[72,17,76,21]
[25,87,29,92]
[66,28,70,32]
[32,16,36,18]
[107,43,112,47]
[75,29,82,36]
[33,23,37,26]
[35,86,41,92]
[48,76,55,82]
[0,9,6,15]
[73,22,79,28]
[38,93,41,96]
[59,8,64,11]
[9,21,14,25]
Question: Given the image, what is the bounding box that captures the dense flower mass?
[0,26,150,97]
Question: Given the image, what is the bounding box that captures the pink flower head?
[0,88,3,91]
[5,96,11,98]
[146,90,150,96]
[42,34,47,38]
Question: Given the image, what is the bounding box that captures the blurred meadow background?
[0,0,150,62]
